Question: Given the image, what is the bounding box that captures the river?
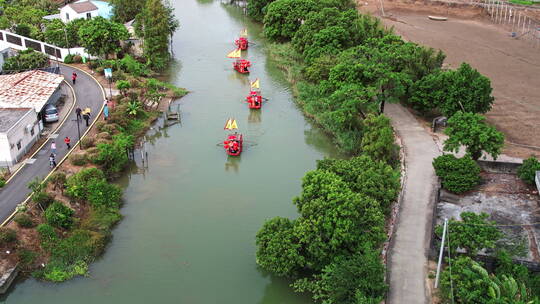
[1,0,339,303]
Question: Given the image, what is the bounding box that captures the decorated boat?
[227,48,251,74]
[246,78,263,109]
[235,28,249,50]
[223,118,243,156]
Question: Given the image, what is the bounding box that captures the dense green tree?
[12,0,59,13]
[440,256,538,304]
[443,112,505,160]
[110,0,146,23]
[410,63,494,116]
[93,133,134,175]
[263,0,322,41]
[292,170,386,270]
[3,5,47,30]
[247,0,276,19]
[2,48,49,71]
[317,155,400,212]
[78,16,129,59]
[293,249,387,304]
[46,18,88,48]
[136,0,178,69]
[517,156,540,185]
[255,217,304,276]
[433,154,481,193]
[437,212,502,256]
[360,114,399,166]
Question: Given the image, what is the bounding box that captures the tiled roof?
[0,70,64,112]
[68,1,98,13]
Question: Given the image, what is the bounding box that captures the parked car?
[43,104,59,123]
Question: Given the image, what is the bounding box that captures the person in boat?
[230,141,239,154]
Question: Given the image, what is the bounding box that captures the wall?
[0,109,39,166]
[0,30,90,62]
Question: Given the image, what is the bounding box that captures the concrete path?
[0,65,104,224]
[385,103,440,304]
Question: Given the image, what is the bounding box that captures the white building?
[0,70,64,166]
[60,1,99,23]
[0,108,39,166]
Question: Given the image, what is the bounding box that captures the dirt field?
[359,0,540,158]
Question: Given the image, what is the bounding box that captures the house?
[0,108,39,166]
[60,1,99,23]
[0,70,64,166]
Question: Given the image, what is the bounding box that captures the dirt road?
[361,1,540,158]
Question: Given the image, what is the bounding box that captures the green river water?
[1,1,341,303]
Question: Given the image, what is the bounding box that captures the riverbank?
[0,62,187,286]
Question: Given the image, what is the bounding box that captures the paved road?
[385,103,440,304]
[0,65,104,224]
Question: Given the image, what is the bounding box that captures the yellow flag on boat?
[240,28,248,37]
[227,48,241,58]
[224,118,239,130]
[250,78,260,89]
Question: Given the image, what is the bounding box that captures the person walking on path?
[75,107,82,121]
[64,136,71,149]
[49,153,57,168]
[82,107,91,126]
[72,72,77,85]
[103,100,109,120]
[51,141,57,156]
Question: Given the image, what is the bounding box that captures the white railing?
[0,30,90,61]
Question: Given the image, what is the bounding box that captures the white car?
[43,104,59,123]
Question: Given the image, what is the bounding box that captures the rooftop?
[0,70,64,112]
[0,108,32,133]
[67,1,98,13]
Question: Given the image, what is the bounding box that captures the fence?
[0,30,89,62]
[478,0,540,48]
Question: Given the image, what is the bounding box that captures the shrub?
[48,172,67,191]
[517,156,540,185]
[37,223,58,249]
[64,54,74,64]
[0,227,16,246]
[18,249,37,267]
[361,114,400,167]
[14,213,34,228]
[73,55,82,63]
[69,153,87,166]
[433,154,481,193]
[65,168,106,201]
[45,202,74,229]
[96,132,112,140]
[3,48,49,71]
[93,133,134,175]
[0,177,5,188]
[86,179,122,208]
[31,191,54,209]
[80,136,95,148]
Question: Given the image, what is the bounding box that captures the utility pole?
[71,117,83,150]
[434,218,448,288]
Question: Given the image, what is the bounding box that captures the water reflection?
[248,109,261,124]
[225,155,241,173]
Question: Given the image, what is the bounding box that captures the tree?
[293,249,387,304]
[263,0,322,41]
[437,212,502,256]
[136,0,178,69]
[3,48,49,71]
[317,155,400,212]
[45,19,86,48]
[110,0,146,23]
[433,154,481,194]
[517,156,540,185]
[292,170,386,270]
[247,0,277,19]
[410,63,494,117]
[78,16,129,59]
[360,114,399,166]
[255,217,304,276]
[443,112,505,160]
